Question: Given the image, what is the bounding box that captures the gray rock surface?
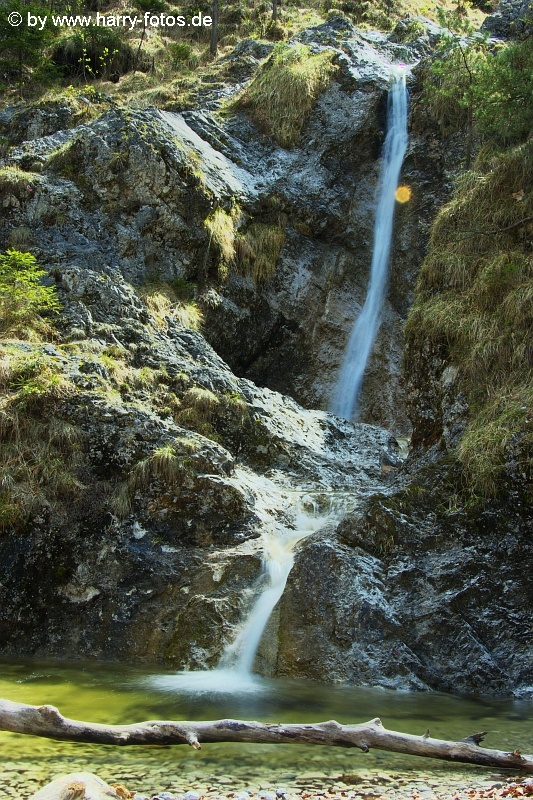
[482,0,533,38]
[0,256,395,667]
[274,461,533,696]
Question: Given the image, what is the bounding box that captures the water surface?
[1,659,532,795]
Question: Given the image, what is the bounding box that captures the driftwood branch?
[1,698,532,772]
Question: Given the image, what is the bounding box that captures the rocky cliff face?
[193,17,453,435]
[0,243,397,665]
[2,13,531,697]
[1,16,453,435]
[275,456,533,696]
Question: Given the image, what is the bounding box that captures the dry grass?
[0,167,39,202]
[235,222,285,283]
[0,347,82,531]
[205,206,241,267]
[234,43,337,148]
[110,439,197,518]
[405,140,533,495]
[139,282,202,330]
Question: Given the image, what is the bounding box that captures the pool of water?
[1,659,532,796]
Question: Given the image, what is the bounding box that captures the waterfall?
[149,493,335,695]
[331,70,408,421]
[218,512,324,675]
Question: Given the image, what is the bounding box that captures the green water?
[1,659,532,795]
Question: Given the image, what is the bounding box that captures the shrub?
[52,27,134,79]
[0,249,60,340]
[475,38,533,144]
[168,42,193,66]
[235,43,337,148]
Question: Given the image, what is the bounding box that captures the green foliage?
[0,0,55,97]
[425,25,533,159]
[235,43,337,148]
[424,37,487,134]
[0,250,60,340]
[405,141,533,496]
[52,27,133,79]
[168,42,193,66]
[474,38,533,144]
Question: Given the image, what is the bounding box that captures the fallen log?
[1,697,532,772]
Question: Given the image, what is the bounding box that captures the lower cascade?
[331,69,409,421]
[151,484,345,694]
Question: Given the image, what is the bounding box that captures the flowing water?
[2,660,533,798]
[332,70,409,421]
[150,479,340,695]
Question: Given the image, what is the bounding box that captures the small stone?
[184,793,200,800]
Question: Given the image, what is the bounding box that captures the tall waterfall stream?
[332,71,408,421]
[152,70,410,696]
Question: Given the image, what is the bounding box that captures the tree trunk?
[133,24,146,73]
[18,49,23,100]
[466,93,473,170]
[272,0,277,22]
[210,0,218,57]
[1,699,532,772]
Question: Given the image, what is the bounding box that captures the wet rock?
[275,458,533,695]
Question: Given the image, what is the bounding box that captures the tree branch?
[1,699,532,772]
[450,215,533,239]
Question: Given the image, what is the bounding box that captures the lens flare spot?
[395,185,411,203]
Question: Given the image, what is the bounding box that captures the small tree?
[474,37,533,144]
[0,0,54,98]
[0,250,60,337]
[133,0,167,71]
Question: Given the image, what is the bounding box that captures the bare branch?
[1,699,533,772]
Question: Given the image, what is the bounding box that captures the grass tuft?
[140,282,202,330]
[234,43,337,148]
